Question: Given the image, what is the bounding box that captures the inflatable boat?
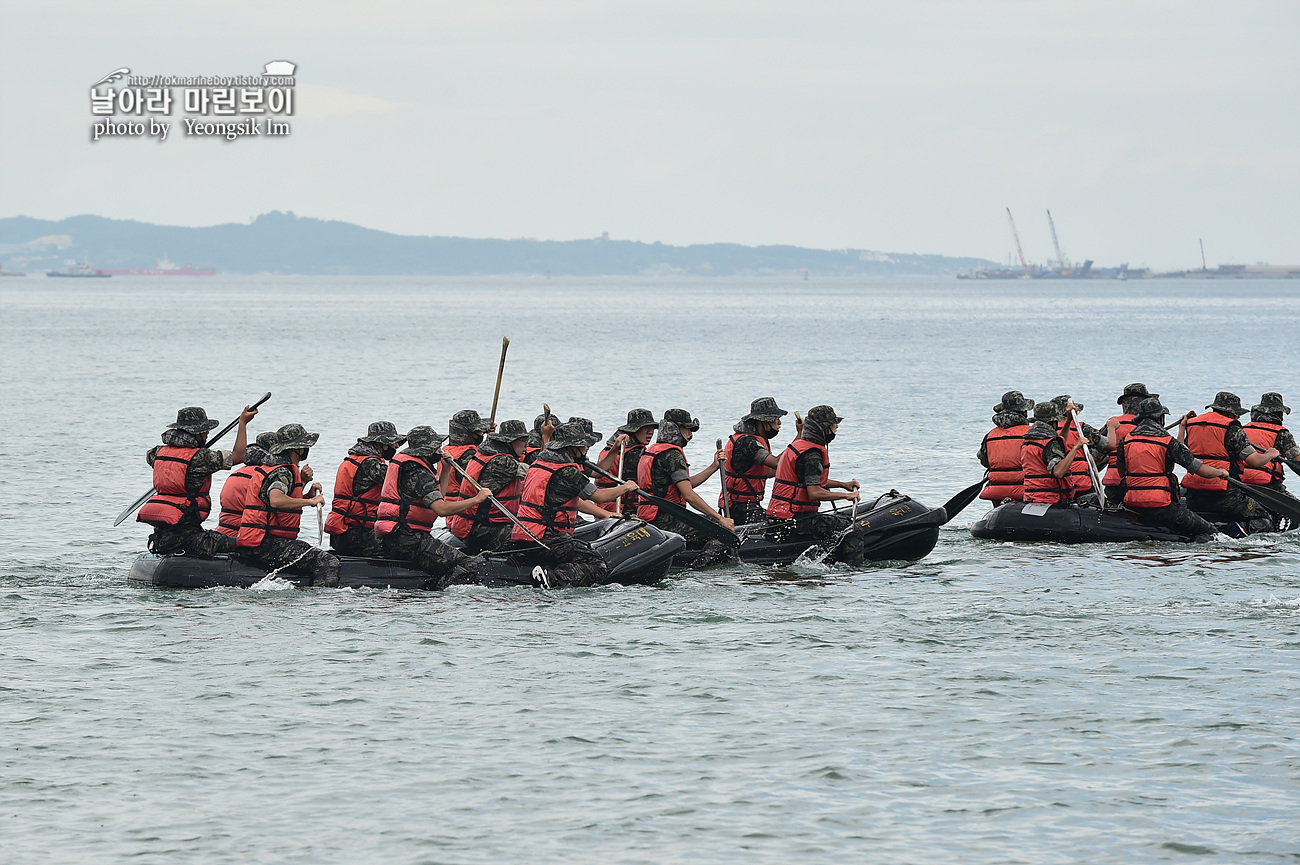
[970,501,1200,543]
[128,517,685,590]
[674,490,945,568]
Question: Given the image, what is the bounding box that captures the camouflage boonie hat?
[167,406,220,433]
[1252,392,1291,416]
[617,408,658,434]
[1134,397,1170,420]
[550,421,599,451]
[403,425,447,457]
[271,423,320,454]
[1051,395,1082,414]
[486,419,530,443]
[805,405,843,428]
[449,409,492,435]
[533,410,558,431]
[1206,391,1247,417]
[662,408,700,431]
[567,416,600,438]
[360,420,405,445]
[743,397,788,423]
[1032,403,1061,423]
[253,431,279,451]
[995,390,1033,414]
[1117,383,1157,405]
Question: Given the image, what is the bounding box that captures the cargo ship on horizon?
[100,255,216,276]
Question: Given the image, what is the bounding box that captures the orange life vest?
[1056,419,1094,493]
[216,464,258,537]
[137,446,213,527]
[323,454,386,535]
[593,443,641,514]
[374,453,439,536]
[235,464,303,547]
[1021,437,1071,505]
[446,451,523,539]
[440,444,477,504]
[1180,411,1237,492]
[1101,414,1137,487]
[980,424,1028,502]
[1118,431,1178,509]
[1240,421,1286,486]
[636,443,688,521]
[512,457,580,541]
[719,431,773,508]
[766,439,829,519]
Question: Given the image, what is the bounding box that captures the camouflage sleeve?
[1043,437,1067,472]
[1223,423,1255,461]
[189,447,233,475]
[398,463,442,508]
[1276,429,1300,459]
[730,435,764,474]
[479,455,522,494]
[1167,439,1202,472]
[146,444,160,466]
[661,449,691,485]
[620,446,643,481]
[353,457,387,495]
[265,465,296,497]
[977,434,990,467]
[546,465,596,504]
[1082,422,1105,449]
[797,449,825,487]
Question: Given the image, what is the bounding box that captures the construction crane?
[1046,210,1069,269]
[1005,207,1032,277]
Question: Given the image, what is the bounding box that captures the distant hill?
[0,212,996,277]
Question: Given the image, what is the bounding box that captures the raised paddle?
[114,392,272,527]
[488,337,509,426]
[939,475,988,525]
[1069,409,1107,503]
[716,437,731,520]
[614,440,626,516]
[584,459,740,548]
[442,449,550,549]
[1225,475,1300,524]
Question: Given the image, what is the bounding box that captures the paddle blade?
[939,478,987,525]
[1227,477,1300,523]
[114,486,156,526]
[642,491,739,548]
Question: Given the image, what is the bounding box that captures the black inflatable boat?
[674,491,945,568]
[128,517,685,590]
[970,501,1199,543]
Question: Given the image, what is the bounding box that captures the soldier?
[637,408,735,568]
[234,423,340,587]
[216,430,279,538]
[511,421,638,587]
[719,397,789,524]
[138,404,259,557]
[977,390,1033,504]
[439,410,493,503]
[765,404,863,558]
[593,408,658,514]
[1100,383,1156,508]
[1239,392,1299,530]
[1179,391,1279,526]
[1051,394,1103,507]
[374,426,489,589]
[1021,402,1088,506]
[324,421,405,557]
[446,419,531,553]
[1117,397,1229,540]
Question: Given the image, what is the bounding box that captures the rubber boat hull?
[970,501,1195,543]
[128,517,685,590]
[674,491,944,568]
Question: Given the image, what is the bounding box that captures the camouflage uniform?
[1183,395,1270,526]
[379,431,479,588]
[644,412,733,569]
[144,427,237,558]
[725,418,776,525]
[328,440,390,557]
[525,441,609,587]
[459,435,529,554]
[1119,410,1220,539]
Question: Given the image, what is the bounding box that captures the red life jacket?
[1118,431,1178,509]
[766,439,829,519]
[719,431,773,509]
[1021,437,1071,505]
[447,451,523,539]
[137,446,213,527]
[323,454,386,536]
[1101,414,1138,487]
[440,444,477,504]
[216,464,259,537]
[980,424,1028,502]
[593,443,625,514]
[1181,411,1237,492]
[512,458,580,541]
[636,443,688,521]
[374,453,439,536]
[235,464,303,547]
[1056,419,1094,493]
[1241,421,1286,486]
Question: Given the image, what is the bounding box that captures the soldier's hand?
[847,479,861,491]
[1263,448,1281,461]
[714,448,726,466]
[1213,467,1230,479]
[306,482,322,497]
[240,405,258,424]
[310,494,325,507]
[620,480,639,494]
[718,516,735,531]
[473,487,492,503]
[614,433,631,448]
[300,464,314,482]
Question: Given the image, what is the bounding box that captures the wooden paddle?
[716,437,731,520]
[488,337,509,425]
[114,392,272,526]
[584,459,740,548]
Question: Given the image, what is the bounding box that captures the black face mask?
[298,448,310,461]
[822,430,836,444]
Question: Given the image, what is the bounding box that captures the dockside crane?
[1005,207,1032,277]
[1046,210,1069,269]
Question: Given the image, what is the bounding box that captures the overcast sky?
[2,0,1296,269]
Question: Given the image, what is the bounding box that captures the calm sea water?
[1,276,1298,864]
